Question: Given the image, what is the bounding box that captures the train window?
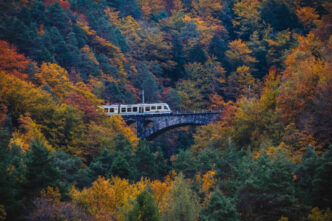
[157,106,162,110]
[151,106,156,110]
[121,108,126,112]
[145,106,150,111]
[127,107,132,112]
[110,108,114,113]
[164,106,168,110]
[133,107,138,112]
[104,108,109,112]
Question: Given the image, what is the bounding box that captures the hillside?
[0,0,331,220]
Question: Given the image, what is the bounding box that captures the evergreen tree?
[23,139,60,199]
[47,2,70,35]
[53,151,89,192]
[110,134,136,180]
[200,190,239,221]
[312,146,332,209]
[111,152,132,179]
[127,190,161,221]
[173,150,198,178]
[134,141,157,180]
[89,148,113,179]
[295,145,319,208]
[236,153,298,220]
[187,43,207,63]
[0,131,24,219]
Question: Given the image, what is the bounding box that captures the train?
[100,103,172,116]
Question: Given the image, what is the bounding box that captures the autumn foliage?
[0,0,331,220]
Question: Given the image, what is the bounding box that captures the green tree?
[236,153,298,220]
[200,190,239,221]
[134,141,157,180]
[312,146,332,209]
[173,150,198,178]
[23,139,60,199]
[295,145,319,208]
[165,174,200,221]
[127,190,161,221]
[0,131,25,219]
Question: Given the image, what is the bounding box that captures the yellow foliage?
[80,45,100,66]
[0,205,6,221]
[278,216,289,221]
[71,176,147,221]
[225,39,257,65]
[35,62,72,100]
[201,170,216,194]
[177,80,204,110]
[103,115,139,148]
[9,114,53,152]
[35,62,102,113]
[308,207,332,221]
[76,20,127,80]
[193,0,223,18]
[260,68,280,110]
[150,174,175,214]
[232,0,262,34]
[192,124,223,154]
[40,186,61,202]
[104,8,121,27]
[252,144,292,161]
[195,170,216,203]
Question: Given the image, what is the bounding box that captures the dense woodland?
[0,0,332,220]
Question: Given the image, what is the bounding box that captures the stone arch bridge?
[122,112,220,140]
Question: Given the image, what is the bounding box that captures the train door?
[139,106,143,113]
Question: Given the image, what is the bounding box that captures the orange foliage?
[296,7,320,27]
[137,0,165,17]
[0,40,30,80]
[278,32,332,150]
[150,173,176,213]
[183,14,226,47]
[278,33,329,124]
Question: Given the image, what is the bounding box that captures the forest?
[0,0,331,220]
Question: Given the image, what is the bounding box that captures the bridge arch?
[144,122,205,140]
[122,112,220,140]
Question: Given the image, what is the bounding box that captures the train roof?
[100,103,169,107]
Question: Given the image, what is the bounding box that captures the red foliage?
[0,40,30,80]
[44,0,70,10]
[62,92,97,121]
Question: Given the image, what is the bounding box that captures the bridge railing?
[121,109,222,118]
[172,109,222,114]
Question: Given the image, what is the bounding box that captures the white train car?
[100,103,172,116]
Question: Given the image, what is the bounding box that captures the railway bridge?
[122,112,220,140]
